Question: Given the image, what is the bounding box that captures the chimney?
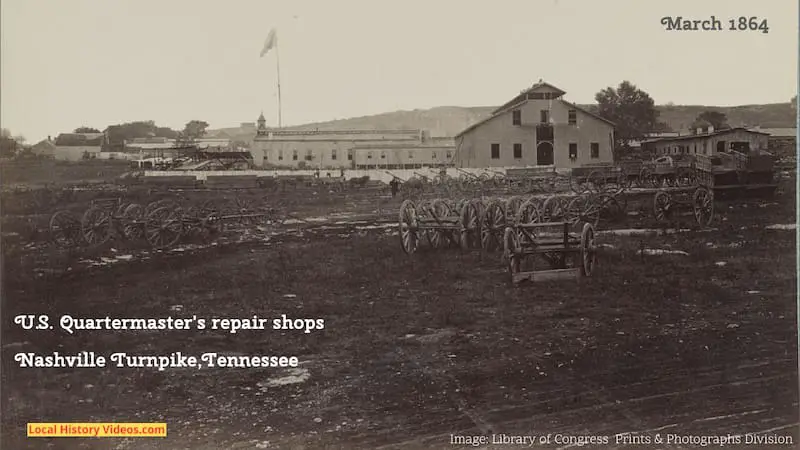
[47,135,51,141]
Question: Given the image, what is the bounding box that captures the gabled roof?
[493,81,567,115]
[454,98,615,138]
[560,100,615,127]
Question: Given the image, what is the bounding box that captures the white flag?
[260,28,278,57]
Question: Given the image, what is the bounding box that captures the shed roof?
[750,127,797,138]
[641,127,770,144]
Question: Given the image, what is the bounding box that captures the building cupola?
[257,111,266,130]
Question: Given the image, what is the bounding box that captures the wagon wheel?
[569,174,588,194]
[595,193,624,225]
[580,196,602,228]
[115,201,131,218]
[541,196,565,222]
[398,200,419,254]
[653,190,671,223]
[414,200,434,248]
[145,199,178,216]
[121,203,146,241]
[503,226,521,279]
[564,195,589,224]
[587,171,605,192]
[233,196,259,226]
[145,206,184,249]
[460,200,481,250]
[515,198,541,227]
[693,186,714,228]
[580,222,597,277]
[515,198,541,245]
[49,210,82,248]
[480,200,506,251]
[433,199,460,248]
[81,207,113,246]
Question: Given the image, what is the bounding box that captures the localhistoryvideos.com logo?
[27,423,167,438]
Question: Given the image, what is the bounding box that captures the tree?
[691,110,728,130]
[595,81,659,149]
[103,121,179,150]
[182,120,209,140]
[74,126,101,133]
[0,136,16,158]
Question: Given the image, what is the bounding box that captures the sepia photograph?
[1,0,798,448]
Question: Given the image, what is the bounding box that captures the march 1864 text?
[661,16,769,33]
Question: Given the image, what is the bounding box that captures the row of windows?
[366,150,452,159]
[658,143,708,156]
[490,143,600,159]
[657,141,751,156]
[511,109,578,126]
[269,149,452,161]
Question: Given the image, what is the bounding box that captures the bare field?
[1,172,798,450]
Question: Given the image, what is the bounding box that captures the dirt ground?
[1,168,798,450]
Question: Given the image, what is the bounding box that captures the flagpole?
[276,35,283,129]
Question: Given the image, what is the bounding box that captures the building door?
[537,142,554,165]
[716,141,726,153]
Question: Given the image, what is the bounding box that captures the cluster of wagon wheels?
[395,170,625,200]
[397,191,625,255]
[48,196,277,251]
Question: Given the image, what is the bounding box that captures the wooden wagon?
[503,221,598,285]
[694,151,779,197]
[639,156,696,188]
[570,163,627,193]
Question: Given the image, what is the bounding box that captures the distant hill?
[208,103,796,143]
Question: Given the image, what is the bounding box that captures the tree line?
[593,80,745,152]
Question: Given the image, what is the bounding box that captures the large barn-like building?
[452,81,616,168]
[250,113,455,169]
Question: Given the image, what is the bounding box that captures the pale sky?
[2,0,797,143]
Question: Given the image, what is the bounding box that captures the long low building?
[642,127,770,156]
[53,132,104,161]
[250,113,455,169]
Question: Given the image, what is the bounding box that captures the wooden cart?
[503,221,597,284]
[652,185,715,228]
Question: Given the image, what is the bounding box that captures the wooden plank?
[512,268,580,284]
[516,221,570,229]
